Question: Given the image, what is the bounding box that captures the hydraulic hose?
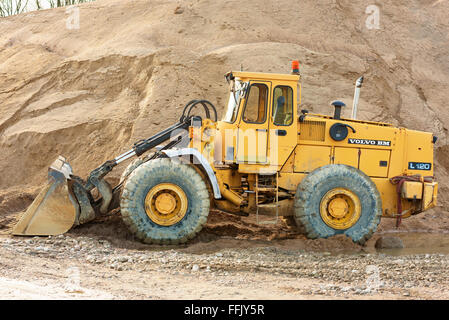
[180,99,217,122]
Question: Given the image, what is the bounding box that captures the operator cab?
[215,66,301,169]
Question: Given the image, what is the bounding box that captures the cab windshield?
[222,80,247,123]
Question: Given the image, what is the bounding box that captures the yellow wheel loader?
[12,62,439,244]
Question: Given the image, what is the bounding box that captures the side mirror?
[225,72,235,84]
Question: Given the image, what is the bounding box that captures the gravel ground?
[0,233,447,300]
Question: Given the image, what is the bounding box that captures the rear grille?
[299,120,326,141]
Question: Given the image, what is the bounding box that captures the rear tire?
[294,164,382,245]
[120,158,210,244]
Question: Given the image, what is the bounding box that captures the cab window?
[272,86,293,126]
[242,83,268,123]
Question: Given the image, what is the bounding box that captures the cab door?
[236,81,271,163]
[268,84,297,166]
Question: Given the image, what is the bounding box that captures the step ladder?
[255,172,279,225]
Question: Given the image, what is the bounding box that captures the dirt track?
[1,188,449,299]
[0,207,448,299]
[1,232,448,300]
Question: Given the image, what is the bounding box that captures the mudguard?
[161,148,221,199]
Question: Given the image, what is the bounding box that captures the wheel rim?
[144,183,188,226]
[320,188,361,230]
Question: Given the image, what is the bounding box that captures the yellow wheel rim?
[144,183,188,226]
[320,188,361,230]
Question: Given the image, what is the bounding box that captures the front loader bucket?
[12,156,78,236]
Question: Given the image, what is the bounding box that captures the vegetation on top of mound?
[0,0,94,17]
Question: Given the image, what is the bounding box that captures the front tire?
[120,158,210,244]
[294,164,382,245]
[120,158,144,184]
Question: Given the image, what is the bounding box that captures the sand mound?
[1,0,449,236]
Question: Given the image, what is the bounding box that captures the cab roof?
[230,71,300,82]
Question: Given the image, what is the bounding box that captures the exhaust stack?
[351,76,364,119]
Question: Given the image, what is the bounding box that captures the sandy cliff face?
[0,0,448,211]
